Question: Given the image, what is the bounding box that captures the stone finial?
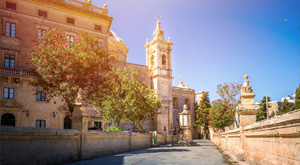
[243,74,249,87]
[147,38,149,43]
[153,20,164,40]
[178,75,185,87]
[88,0,92,4]
[103,4,107,9]
[168,37,171,42]
[183,104,187,110]
[187,83,189,89]
[84,0,87,3]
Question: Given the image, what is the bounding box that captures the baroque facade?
[0,0,200,136]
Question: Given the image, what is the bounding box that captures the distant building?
[256,95,295,116]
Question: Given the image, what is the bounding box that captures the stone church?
[0,0,201,137]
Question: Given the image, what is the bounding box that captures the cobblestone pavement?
[68,140,235,165]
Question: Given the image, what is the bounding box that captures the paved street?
[69,140,233,165]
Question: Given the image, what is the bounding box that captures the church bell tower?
[144,19,174,134]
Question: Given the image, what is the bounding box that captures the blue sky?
[92,0,299,103]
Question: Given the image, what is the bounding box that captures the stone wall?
[1,127,177,164]
[210,109,300,164]
[0,127,81,165]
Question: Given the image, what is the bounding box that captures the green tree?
[92,67,161,130]
[126,82,161,132]
[209,82,241,130]
[256,96,271,121]
[291,84,300,110]
[194,92,211,129]
[277,98,291,115]
[27,27,110,112]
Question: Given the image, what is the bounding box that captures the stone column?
[237,75,258,127]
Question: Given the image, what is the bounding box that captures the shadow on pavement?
[68,147,190,165]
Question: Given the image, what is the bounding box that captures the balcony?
[37,0,108,16]
[0,68,31,78]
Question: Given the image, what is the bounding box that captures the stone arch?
[185,98,190,109]
[111,55,117,61]
[162,54,166,68]
[1,113,15,126]
[64,115,72,129]
[173,97,178,108]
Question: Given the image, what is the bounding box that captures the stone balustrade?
[0,68,31,77]
[37,0,108,16]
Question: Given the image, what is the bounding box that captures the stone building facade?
[0,0,197,136]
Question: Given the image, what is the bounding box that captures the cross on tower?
[156,13,161,21]
[180,75,183,81]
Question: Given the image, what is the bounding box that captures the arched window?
[162,54,166,67]
[64,116,72,129]
[185,98,190,109]
[1,113,15,126]
[111,56,117,61]
[150,55,154,67]
[173,97,178,108]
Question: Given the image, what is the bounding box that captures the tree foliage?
[209,82,241,130]
[27,27,110,112]
[277,98,291,115]
[292,84,300,110]
[92,67,161,130]
[256,96,271,121]
[194,92,211,128]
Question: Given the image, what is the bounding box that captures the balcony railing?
[38,0,108,16]
[0,68,31,77]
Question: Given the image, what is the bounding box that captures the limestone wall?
[1,127,176,164]
[210,109,300,164]
[0,127,81,165]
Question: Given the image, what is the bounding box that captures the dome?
[108,30,123,43]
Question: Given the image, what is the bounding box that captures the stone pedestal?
[181,127,192,142]
[72,103,88,132]
[237,75,258,127]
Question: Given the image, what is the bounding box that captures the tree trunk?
[137,122,143,132]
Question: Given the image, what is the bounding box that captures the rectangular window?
[36,120,46,128]
[6,2,16,10]
[67,17,74,25]
[94,121,102,129]
[38,10,47,18]
[67,35,75,46]
[4,88,14,99]
[4,55,15,68]
[37,28,46,38]
[5,22,16,37]
[36,90,46,101]
[95,25,101,32]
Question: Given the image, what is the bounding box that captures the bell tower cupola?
[145,20,173,77]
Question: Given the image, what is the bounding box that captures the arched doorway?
[64,116,72,129]
[1,113,15,126]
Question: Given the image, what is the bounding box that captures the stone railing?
[37,0,108,16]
[0,68,31,77]
[210,109,300,164]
